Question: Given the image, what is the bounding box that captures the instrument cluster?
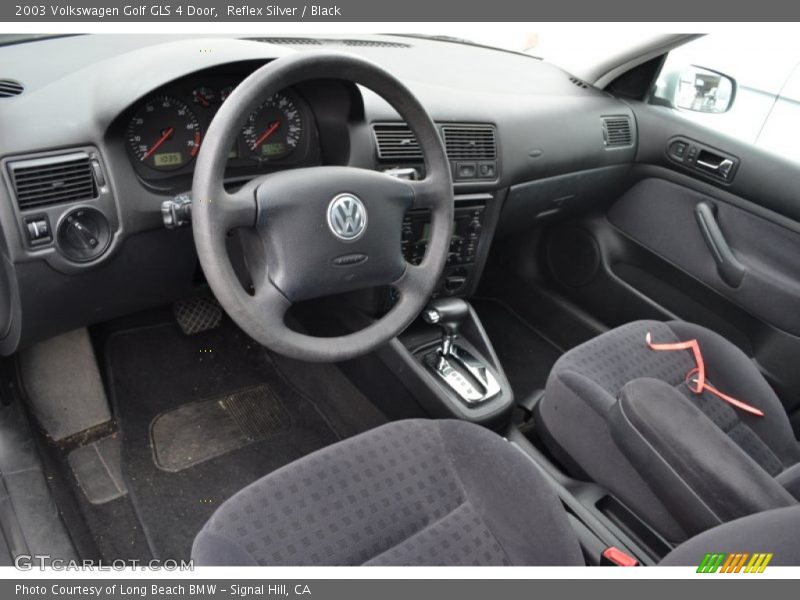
[123,73,318,185]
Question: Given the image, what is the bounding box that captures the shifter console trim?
[424,345,502,406]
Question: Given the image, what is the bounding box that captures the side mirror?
[674,66,736,114]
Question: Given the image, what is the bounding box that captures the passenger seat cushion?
[610,378,796,536]
[539,319,800,542]
[660,506,800,566]
[192,419,583,566]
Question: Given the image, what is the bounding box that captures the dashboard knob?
[57,207,111,263]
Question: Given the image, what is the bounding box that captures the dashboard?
[0,34,638,354]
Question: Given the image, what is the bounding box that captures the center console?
[369,188,511,427]
[401,198,488,298]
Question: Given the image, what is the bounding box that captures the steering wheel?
[192,52,453,362]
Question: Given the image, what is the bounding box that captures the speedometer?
[126,96,201,171]
[242,92,303,161]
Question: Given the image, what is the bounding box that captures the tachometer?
[126,96,201,171]
[242,92,303,161]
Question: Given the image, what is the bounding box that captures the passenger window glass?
[651,33,800,165]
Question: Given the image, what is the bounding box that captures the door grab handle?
[696,159,720,170]
[695,151,736,180]
[697,158,735,175]
[694,201,746,288]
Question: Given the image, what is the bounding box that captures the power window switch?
[671,141,687,159]
[24,216,52,246]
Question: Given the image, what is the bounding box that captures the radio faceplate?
[402,206,483,266]
[401,205,484,297]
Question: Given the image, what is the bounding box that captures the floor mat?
[151,384,292,472]
[472,298,563,402]
[106,319,376,560]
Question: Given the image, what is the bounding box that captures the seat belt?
[645,332,764,417]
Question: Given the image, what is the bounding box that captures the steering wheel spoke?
[392,263,427,300]
[407,177,441,210]
[218,184,259,231]
[251,276,291,325]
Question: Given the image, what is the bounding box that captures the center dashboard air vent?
[441,125,497,161]
[7,152,99,210]
[602,115,634,148]
[373,123,498,181]
[372,124,423,160]
[373,124,498,160]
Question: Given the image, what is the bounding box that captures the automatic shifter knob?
[423,298,469,357]
[421,298,501,405]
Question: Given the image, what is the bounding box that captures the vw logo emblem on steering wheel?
[327,193,368,241]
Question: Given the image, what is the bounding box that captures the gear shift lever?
[422,298,500,405]
[423,298,469,361]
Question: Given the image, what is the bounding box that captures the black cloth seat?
[192,417,800,566]
[191,419,583,566]
[538,320,800,543]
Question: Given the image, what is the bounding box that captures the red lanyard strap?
[645,332,764,417]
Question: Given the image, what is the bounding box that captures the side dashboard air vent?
[372,124,422,160]
[442,125,497,160]
[0,79,24,98]
[602,116,634,148]
[8,152,98,210]
[568,76,590,89]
